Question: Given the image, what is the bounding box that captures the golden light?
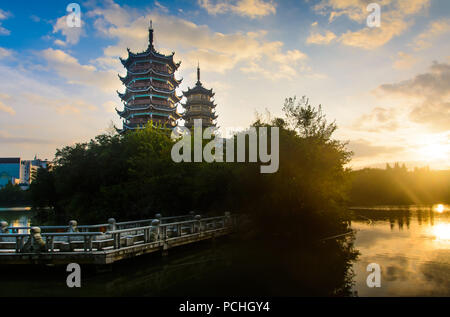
[433,204,448,213]
[432,223,450,241]
[418,142,450,161]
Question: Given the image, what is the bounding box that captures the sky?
[0,0,449,170]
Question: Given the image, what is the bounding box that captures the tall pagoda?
[182,64,217,130]
[116,21,182,133]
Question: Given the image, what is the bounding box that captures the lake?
[0,205,449,296]
[350,204,450,296]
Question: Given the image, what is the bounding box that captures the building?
[20,156,50,186]
[0,158,21,188]
[182,64,217,130]
[116,21,183,133]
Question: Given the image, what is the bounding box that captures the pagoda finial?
[197,62,201,84]
[149,19,154,47]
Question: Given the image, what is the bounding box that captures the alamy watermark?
[171,119,279,174]
[66,263,81,288]
[366,263,381,288]
[66,3,81,28]
[367,3,381,28]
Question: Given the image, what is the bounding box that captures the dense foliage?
[349,164,450,206]
[0,183,31,206]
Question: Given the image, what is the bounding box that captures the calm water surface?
[1,205,449,296]
[351,204,450,296]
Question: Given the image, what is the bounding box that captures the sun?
[418,143,449,161]
[433,204,449,213]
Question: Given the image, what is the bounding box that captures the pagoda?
[182,64,217,130]
[115,21,182,133]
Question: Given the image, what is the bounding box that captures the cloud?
[307,30,337,45]
[198,0,276,18]
[339,18,409,49]
[0,9,11,36]
[53,14,83,45]
[378,62,450,132]
[0,94,15,115]
[353,106,400,132]
[88,2,307,80]
[154,1,169,13]
[348,139,405,158]
[23,93,97,115]
[314,0,430,49]
[0,9,10,20]
[30,15,41,23]
[41,48,119,92]
[393,51,417,70]
[413,18,450,50]
[0,47,13,59]
[54,39,67,47]
[0,131,54,145]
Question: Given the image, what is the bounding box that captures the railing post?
[113,233,121,249]
[22,227,46,253]
[15,236,24,252]
[108,218,117,231]
[224,212,231,227]
[46,236,54,252]
[83,235,93,252]
[83,235,87,251]
[0,221,8,234]
[195,215,202,233]
[151,219,160,242]
[68,220,79,232]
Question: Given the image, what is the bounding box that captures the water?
[0,207,32,230]
[351,204,450,296]
[1,205,449,296]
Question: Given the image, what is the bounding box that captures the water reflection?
[1,205,449,296]
[351,204,450,296]
[0,208,33,233]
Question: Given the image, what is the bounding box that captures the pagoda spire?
[149,20,154,48]
[197,62,201,84]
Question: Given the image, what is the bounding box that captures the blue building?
[0,158,21,188]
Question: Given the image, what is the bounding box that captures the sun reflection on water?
[433,204,448,213]
[432,223,450,241]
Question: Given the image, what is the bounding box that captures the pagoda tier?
[116,21,182,134]
[182,65,218,130]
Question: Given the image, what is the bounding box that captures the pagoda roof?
[118,70,182,85]
[182,111,218,120]
[120,49,181,69]
[116,102,179,116]
[116,120,177,134]
[184,99,217,108]
[182,82,215,97]
[117,86,177,98]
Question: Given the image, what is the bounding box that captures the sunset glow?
[0,0,448,170]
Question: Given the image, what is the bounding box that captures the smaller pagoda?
[182,64,217,130]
